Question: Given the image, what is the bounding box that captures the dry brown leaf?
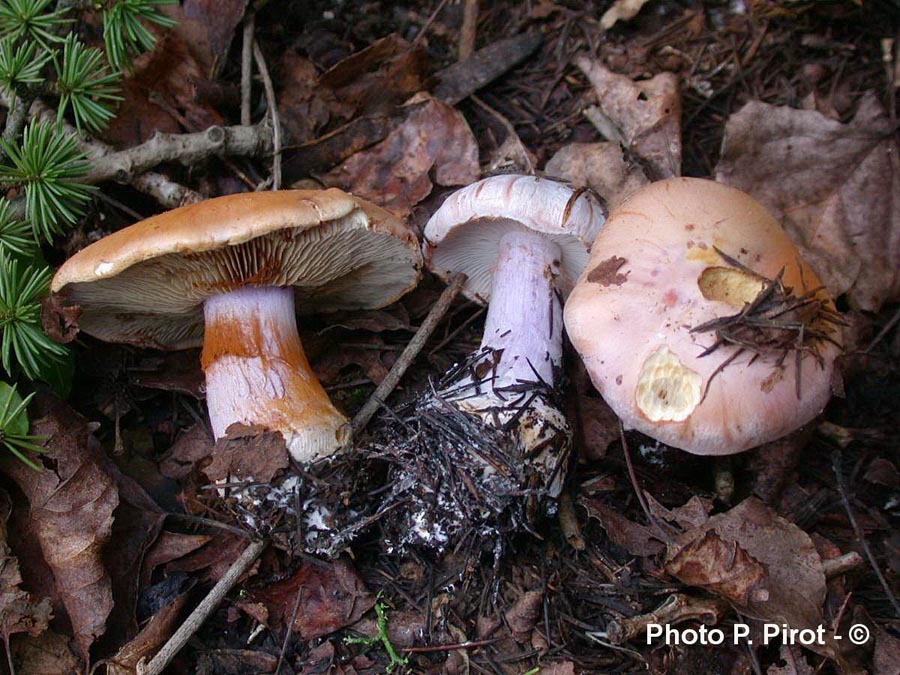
[665,498,837,657]
[644,493,711,530]
[278,53,332,144]
[183,0,249,77]
[102,4,224,147]
[600,0,654,29]
[140,531,211,590]
[766,644,816,675]
[575,56,681,180]
[322,93,479,217]
[203,424,289,483]
[505,591,543,642]
[0,494,52,645]
[0,394,119,661]
[715,93,900,312]
[318,35,428,118]
[242,558,374,640]
[105,592,187,675]
[160,423,215,480]
[544,142,649,211]
[10,629,79,675]
[666,530,766,606]
[581,498,665,556]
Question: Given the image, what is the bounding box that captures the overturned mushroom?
[564,178,843,455]
[380,175,604,552]
[51,189,422,464]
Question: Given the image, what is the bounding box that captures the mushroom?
[564,178,843,455]
[51,189,422,463]
[423,174,605,493]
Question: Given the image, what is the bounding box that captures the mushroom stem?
[201,286,349,463]
[478,229,563,392]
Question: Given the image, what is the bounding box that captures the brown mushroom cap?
[51,189,422,349]
[564,178,843,455]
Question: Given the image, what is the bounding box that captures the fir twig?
[0,250,68,381]
[0,380,46,470]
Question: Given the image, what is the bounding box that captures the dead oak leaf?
[666,530,765,606]
[665,497,836,658]
[0,495,52,645]
[545,142,649,211]
[575,56,681,180]
[203,424,289,483]
[581,497,665,556]
[716,93,900,312]
[10,629,79,675]
[242,558,374,640]
[0,394,118,661]
[322,93,479,218]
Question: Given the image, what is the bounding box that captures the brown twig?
[274,582,305,674]
[83,124,273,185]
[252,40,282,190]
[412,0,451,47]
[241,12,255,127]
[606,594,730,644]
[832,451,900,617]
[144,538,267,675]
[459,0,478,61]
[352,273,467,435]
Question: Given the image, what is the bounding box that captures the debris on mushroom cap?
[50,189,422,350]
[564,177,844,456]
[424,173,605,303]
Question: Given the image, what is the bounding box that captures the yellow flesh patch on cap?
[636,347,702,422]
[697,266,766,308]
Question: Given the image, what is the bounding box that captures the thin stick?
[252,40,282,190]
[275,583,304,674]
[240,13,255,127]
[863,305,900,353]
[619,421,654,526]
[458,0,478,61]
[412,0,451,47]
[144,539,267,675]
[352,273,467,435]
[832,451,900,617]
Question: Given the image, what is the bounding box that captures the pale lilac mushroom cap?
[564,178,843,456]
[424,174,604,303]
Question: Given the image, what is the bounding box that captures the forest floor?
[3,1,900,674]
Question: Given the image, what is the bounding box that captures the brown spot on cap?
[587,256,629,286]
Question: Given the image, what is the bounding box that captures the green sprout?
[0,250,68,381]
[55,33,122,133]
[345,593,409,673]
[0,119,94,240]
[0,380,45,470]
[103,0,176,71]
[0,0,69,49]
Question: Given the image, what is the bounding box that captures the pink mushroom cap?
[564,178,843,455]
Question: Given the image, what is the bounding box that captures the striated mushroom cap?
[51,189,422,349]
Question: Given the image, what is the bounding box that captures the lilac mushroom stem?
[477,229,564,393]
[201,286,349,463]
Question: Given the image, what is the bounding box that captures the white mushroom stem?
[201,286,349,464]
[477,229,564,393]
